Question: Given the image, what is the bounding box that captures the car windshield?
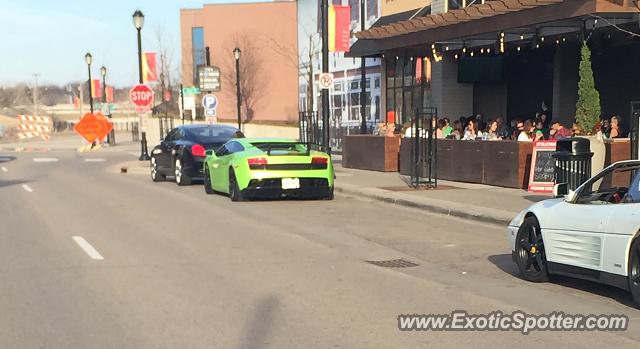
[250,142,308,155]
[184,126,243,143]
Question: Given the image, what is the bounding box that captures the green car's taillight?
[311,157,328,169]
[248,157,268,170]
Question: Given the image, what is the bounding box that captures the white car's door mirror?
[553,183,568,198]
[566,190,576,202]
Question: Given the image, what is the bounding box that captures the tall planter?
[575,42,601,134]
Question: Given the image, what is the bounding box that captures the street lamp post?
[101,66,114,145]
[233,47,242,131]
[133,9,150,161]
[85,53,93,114]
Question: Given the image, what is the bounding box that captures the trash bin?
[553,137,594,191]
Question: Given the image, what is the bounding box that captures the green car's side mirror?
[205,149,214,156]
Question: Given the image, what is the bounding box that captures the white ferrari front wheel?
[628,238,640,307]
[515,216,549,283]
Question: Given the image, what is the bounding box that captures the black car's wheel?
[150,156,165,182]
[628,238,640,307]
[204,167,215,195]
[174,158,192,186]
[229,169,245,202]
[515,216,549,282]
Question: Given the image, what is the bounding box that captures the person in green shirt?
[442,117,453,138]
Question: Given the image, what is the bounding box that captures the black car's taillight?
[191,144,206,157]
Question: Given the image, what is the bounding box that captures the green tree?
[575,42,601,134]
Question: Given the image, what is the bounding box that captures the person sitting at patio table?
[442,118,453,138]
[462,119,483,140]
[549,121,572,140]
[485,120,500,141]
[609,115,623,138]
[517,120,534,141]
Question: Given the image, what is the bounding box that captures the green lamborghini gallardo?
[203,138,334,201]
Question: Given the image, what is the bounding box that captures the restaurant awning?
[348,0,640,57]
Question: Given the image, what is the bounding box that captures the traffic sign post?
[73,112,113,144]
[202,94,218,120]
[129,84,154,112]
[318,73,334,90]
[198,66,221,92]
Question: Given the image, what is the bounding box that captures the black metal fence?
[299,111,377,153]
[409,107,438,188]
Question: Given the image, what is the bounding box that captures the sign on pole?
[198,66,221,92]
[202,94,218,118]
[129,84,154,113]
[73,112,113,143]
[318,73,334,90]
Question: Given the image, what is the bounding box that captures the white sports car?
[508,160,640,306]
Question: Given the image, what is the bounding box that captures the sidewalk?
[332,156,549,225]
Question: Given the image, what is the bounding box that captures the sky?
[0,0,271,88]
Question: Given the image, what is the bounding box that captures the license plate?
[281,178,300,189]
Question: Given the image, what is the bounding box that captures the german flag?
[142,52,158,83]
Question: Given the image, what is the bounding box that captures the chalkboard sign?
[528,140,557,193]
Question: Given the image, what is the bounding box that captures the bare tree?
[154,25,177,104]
[221,33,265,122]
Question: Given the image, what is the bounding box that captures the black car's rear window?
[185,126,244,143]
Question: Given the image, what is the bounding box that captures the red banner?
[105,86,114,103]
[329,5,350,53]
[142,52,158,82]
[91,79,102,98]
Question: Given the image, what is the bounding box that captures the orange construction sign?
[73,112,113,143]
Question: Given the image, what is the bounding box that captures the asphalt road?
[1,148,640,348]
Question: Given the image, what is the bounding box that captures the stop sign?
[129,84,154,109]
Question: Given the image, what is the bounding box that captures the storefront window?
[385,55,431,125]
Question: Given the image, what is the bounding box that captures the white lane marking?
[72,236,104,260]
[33,158,59,162]
[21,184,33,193]
[84,158,106,162]
[1,166,7,172]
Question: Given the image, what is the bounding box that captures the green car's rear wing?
[249,142,314,156]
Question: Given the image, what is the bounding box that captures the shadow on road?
[0,179,30,188]
[0,155,16,163]
[240,294,280,349]
[522,195,549,203]
[550,275,636,309]
[488,254,519,278]
[489,254,637,309]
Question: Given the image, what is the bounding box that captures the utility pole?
[33,73,39,116]
[321,0,330,154]
[360,0,367,134]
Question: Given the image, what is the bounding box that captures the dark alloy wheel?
[204,167,215,195]
[515,216,549,282]
[628,238,640,307]
[229,169,245,202]
[150,156,165,182]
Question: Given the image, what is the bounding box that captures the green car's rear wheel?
[204,167,215,195]
[229,169,245,202]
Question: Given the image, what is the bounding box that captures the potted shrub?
[574,41,605,175]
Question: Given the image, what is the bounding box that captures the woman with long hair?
[610,115,623,138]
[462,119,483,140]
[517,120,534,141]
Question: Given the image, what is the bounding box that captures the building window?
[191,27,205,83]
[385,56,429,125]
[351,81,359,90]
[334,82,343,91]
[375,78,380,88]
[367,0,378,19]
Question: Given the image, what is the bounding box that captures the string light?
[487,47,491,54]
[536,44,539,49]
[462,47,467,53]
[470,51,474,57]
[541,36,545,42]
[480,48,484,54]
[556,39,560,44]
[520,34,524,40]
[499,32,505,54]
[517,46,521,51]
[445,46,449,51]
[454,53,459,59]
[562,37,566,42]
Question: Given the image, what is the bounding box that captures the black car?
[150,124,244,185]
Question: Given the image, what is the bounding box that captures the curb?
[334,184,512,226]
